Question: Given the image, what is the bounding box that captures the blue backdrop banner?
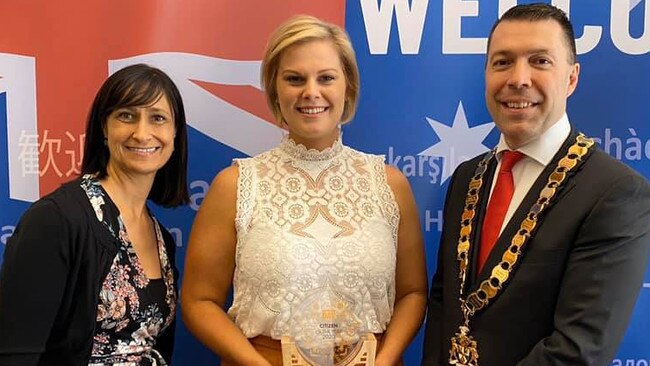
[1,1,648,364]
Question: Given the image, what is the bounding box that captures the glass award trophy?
[281,287,376,366]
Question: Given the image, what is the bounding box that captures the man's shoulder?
[583,147,648,183]
[453,152,492,177]
[566,147,650,206]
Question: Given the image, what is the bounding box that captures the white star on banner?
[419,101,494,183]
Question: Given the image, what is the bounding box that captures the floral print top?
[80,175,176,366]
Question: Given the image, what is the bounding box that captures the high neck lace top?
[229,136,400,339]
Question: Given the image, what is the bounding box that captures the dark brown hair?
[81,64,189,207]
[487,3,577,64]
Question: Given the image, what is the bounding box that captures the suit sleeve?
[516,173,650,366]
[0,199,71,365]
[420,242,445,365]
[421,166,462,366]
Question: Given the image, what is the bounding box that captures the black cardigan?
[0,178,177,365]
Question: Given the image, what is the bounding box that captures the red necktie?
[478,150,525,273]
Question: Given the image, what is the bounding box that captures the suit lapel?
[470,128,583,289]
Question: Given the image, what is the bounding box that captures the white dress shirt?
[488,114,571,235]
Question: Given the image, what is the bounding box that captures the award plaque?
[281,288,376,366]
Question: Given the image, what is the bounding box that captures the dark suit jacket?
[421,130,650,366]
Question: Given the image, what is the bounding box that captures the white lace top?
[228,136,400,339]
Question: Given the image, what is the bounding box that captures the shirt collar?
[495,114,571,166]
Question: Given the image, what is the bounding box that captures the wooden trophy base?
[281,333,376,366]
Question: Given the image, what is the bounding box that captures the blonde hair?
[261,15,360,124]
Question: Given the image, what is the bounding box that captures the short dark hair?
[81,64,189,207]
[487,3,577,64]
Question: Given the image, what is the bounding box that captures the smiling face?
[276,39,347,150]
[485,19,580,149]
[104,94,176,180]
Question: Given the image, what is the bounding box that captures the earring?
[103,137,107,146]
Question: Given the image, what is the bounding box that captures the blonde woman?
[182,16,427,366]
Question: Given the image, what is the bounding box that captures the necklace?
[449,134,595,366]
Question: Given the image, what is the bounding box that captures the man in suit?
[421,3,650,366]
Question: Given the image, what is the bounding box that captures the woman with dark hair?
[0,63,189,366]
